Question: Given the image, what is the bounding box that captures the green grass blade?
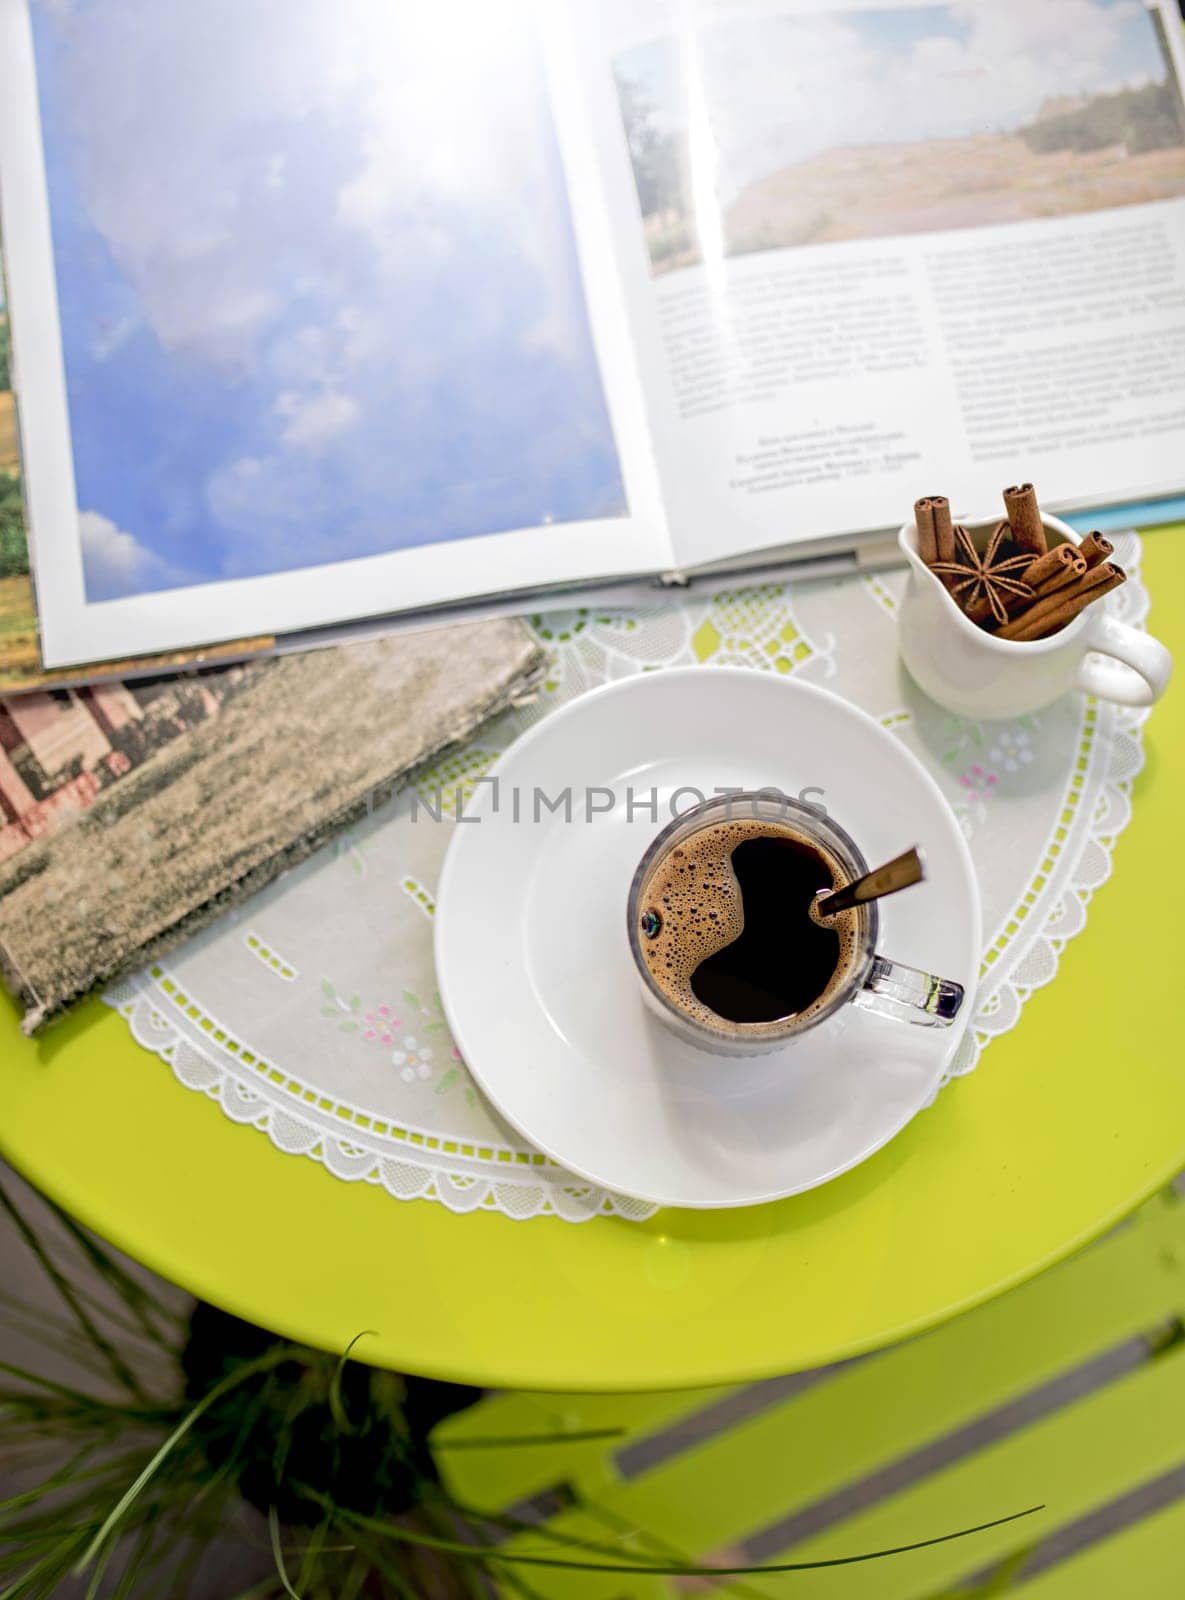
[0,1289,144,1378]
[437,1488,768,1585]
[336,1529,420,1600]
[417,1502,495,1600]
[268,1508,303,1600]
[0,1355,128,1411]
[161,1527,216,1600]
[0,1453,124,1525]
[47,1202,188,1338]
[0,1520,96,1600]
[0,1180,147,1400]
[52,1278,181,1352]
[107,1510,166,1600]
[72,1345,301,1577]
[327,1331,377,1434]
[0,1546,65,1600]
[334,1550,372,1600]
[0,1468,172,1550]
[0,1273,175,1363]
[582,1496,773,1600]
[292,1515,336,1591]
[81,1529,121,1600]
[326,1499,1044,1578]
[223,1579,283,1600]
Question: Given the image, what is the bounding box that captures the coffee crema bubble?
[636,818,863,1036]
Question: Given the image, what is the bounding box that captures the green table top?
[2,532,1183,1393]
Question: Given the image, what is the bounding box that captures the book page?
[556,0,1185,570]
[0,0,670,668]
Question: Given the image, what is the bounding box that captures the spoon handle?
[815,846,926,919]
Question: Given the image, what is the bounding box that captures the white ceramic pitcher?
[897,512,1172,720]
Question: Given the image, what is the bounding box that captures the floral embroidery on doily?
[988,727,1035,774]
[959,762,999,796]
[953,762,998,838]
[361,1004,401,1044]
[318,978,478,1103]
[393,1035,433,1082]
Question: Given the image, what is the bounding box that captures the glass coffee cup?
[626,791,964,1057]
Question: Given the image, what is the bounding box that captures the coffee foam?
[636,817,862,1035]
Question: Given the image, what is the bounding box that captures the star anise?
[931,520,1033,626]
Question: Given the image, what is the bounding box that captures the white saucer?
[435,668,980,1209]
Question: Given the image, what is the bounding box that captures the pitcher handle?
[854,956,965,1028]
[1074,613,1172,708]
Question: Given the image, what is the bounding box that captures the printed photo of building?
[0,676,228,864]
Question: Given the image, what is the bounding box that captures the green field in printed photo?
[0,352,40,688]
[0,572,40,688]
[0,387,17,471]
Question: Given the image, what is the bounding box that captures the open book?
[2,0,1185,672]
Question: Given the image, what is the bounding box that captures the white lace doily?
[105,533,1149,1222]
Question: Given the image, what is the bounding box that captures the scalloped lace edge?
[102,982,655,1223]
[938,562,1149,1088]
[101,560,1149,1222]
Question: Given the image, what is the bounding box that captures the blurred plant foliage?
[0,1176,1039,1597]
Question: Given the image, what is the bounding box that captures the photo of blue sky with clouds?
[30,0,626,602]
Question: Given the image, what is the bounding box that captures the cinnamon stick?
[997,563,1125,642]
[1030,553,1087,600]
[1077,531,1113,569]
[1020,543,1078,590]
[914,497,938,565]
[1003,483,1047,558]
[931,495,956,567]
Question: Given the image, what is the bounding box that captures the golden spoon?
[813,846,926,920]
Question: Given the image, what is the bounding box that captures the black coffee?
[690,834,839,1023]
[636,817,860,1036]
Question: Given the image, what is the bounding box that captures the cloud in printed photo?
[77,511,188,599]
[31,0,626,601]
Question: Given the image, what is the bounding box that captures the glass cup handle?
[854,956,965,1028]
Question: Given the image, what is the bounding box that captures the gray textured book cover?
[0,619,544,1031]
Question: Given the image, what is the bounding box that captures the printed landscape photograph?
[615,0,1185,275]
[0,267,38,687]
[29,0,626,604]
[0,618,542,1030]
